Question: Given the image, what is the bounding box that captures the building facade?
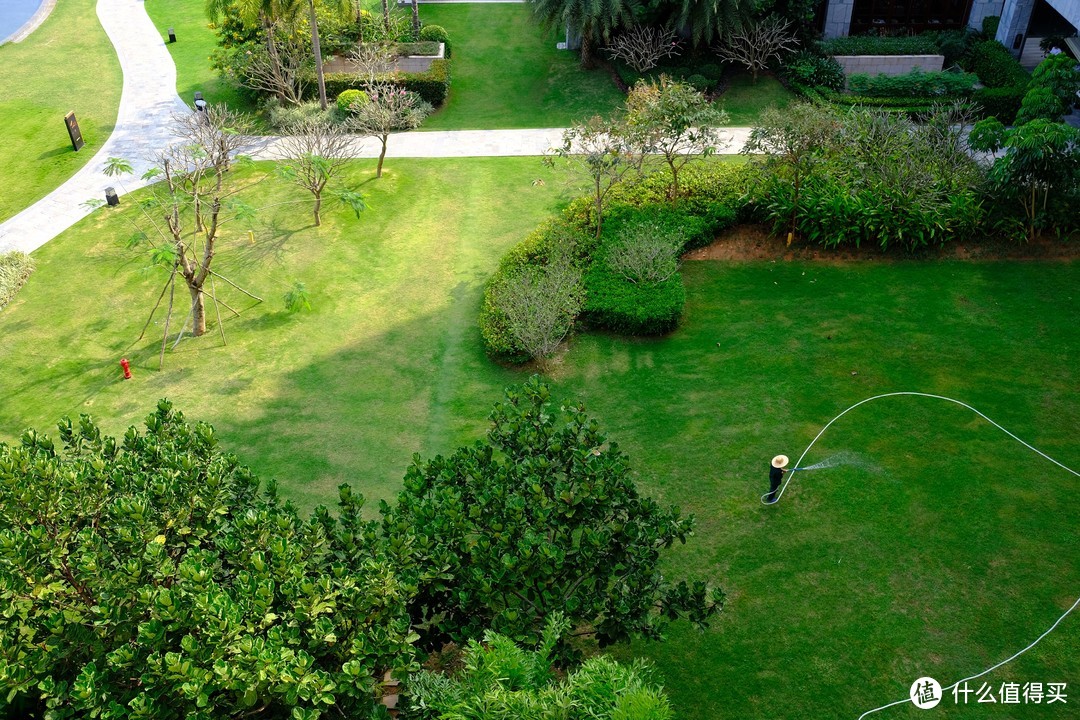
[822,0,1080,56]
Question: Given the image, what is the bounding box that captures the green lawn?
[1,157,1077,718]
[145,0,257,112]
[417,4,625,130]
[717,72,795,125]
[0,0,121,224]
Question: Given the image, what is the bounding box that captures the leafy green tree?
[528,0,638,67]
[381,378,724,653]
[969,117,1080,241]
[0,401,418,719]
[403,614,674,719]
[1026,52,1080,119]
[743,102,839,243]
[550,114,642,237]
[625,77,728,198]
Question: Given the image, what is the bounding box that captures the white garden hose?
[755,391,1080,719]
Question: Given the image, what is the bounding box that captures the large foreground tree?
[382,377,724,652]
[0,401,417,719]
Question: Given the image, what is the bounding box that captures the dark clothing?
[767,465,784,503]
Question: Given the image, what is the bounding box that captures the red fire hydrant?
[120,358,132,380]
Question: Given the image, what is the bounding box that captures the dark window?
[849,0,973,36]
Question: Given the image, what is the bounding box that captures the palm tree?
[528,0,638,68]
[207,0,348,110]
[668,0,751,47]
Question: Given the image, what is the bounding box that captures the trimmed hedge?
[0,251,34,311]
[419,24,451,59]
[972,85,1025,123]
[396,41,441,57]
[581,262,685,336]
[479,219,593,362]
[819,35,939,56]
[847,69,977,98]
[323,58,451,106]
[480,165,746,360]
[969,40,1029,89]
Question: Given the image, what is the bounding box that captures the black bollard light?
[105,187,119,207]
[168,27,176,43]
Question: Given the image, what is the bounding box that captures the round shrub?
[697,63,723,82]
[784,50,845,91]
[419,23,451,58]
[336,89,369,113]
[969,40,1030,88]
[686,74,710,92]
[668,66,691,80]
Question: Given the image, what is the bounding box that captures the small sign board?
[64,111,84,152]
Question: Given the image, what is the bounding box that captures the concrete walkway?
[0,0,188,254]
[0,0,753,256]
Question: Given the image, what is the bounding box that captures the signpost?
[64,111,84,152]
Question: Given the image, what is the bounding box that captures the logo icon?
[910,677,942,709]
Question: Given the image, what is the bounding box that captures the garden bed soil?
[685,224,1080,262]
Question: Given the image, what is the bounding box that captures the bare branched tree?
[715,15,798,82]
[605,221,684,284]
[494,256,584,365]
[350,42,396,85]
[276,116,362,226]
[240,25,313,105]
[606,26,681,73]
[350,84,430,177]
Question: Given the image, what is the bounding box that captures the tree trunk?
[190,285,207,337]
[411,0,420,38]
[381,0,390,32]
[309,0,328,110]
[377,135,388,177]
[580,33,594,69]
[313,192,322,226]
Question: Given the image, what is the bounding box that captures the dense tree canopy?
[382,377,724,652]
[0,401,416,720]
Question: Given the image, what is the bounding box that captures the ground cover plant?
[0,156,1077,719]
[417,4,624,130]
[0,0,121,224]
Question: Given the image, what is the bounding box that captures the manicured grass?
[145,0,258,112]
[0,0,121,224]
[716,72,795,126]
[0,157,570,507]
[417,4,625,130]
[1,157,1077,718]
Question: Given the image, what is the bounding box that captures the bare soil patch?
[685,224,1080,263]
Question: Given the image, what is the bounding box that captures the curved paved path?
[0,0,752,255]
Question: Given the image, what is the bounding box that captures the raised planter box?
[832,54,945,77]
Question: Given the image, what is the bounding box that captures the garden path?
[0,0,752,255]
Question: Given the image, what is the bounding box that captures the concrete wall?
[823,0,855,38]
[997,0,1037,51]
[969,0,1006,31]
[833,54,945,76]
[1045,0,1080,30]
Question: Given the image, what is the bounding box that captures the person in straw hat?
[767,454,789,504]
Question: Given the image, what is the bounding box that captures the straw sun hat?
[771,455,789,469]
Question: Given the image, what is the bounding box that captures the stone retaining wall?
[834,54,945,77]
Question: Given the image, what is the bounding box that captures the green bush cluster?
[819,34,939,56]
[418,23,451,58]
[784,51,846,91]
[847,69,977,98]
[982,15,1001,39]
[971,85,1026,123]
[335,88,369,112]
[0,251,34,311]
[968,40,1029,88]
[479,219,593,362]
[405,615,674,720]
[612,58,725,92]
[324,58,451,107]
[481,165,746,360]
